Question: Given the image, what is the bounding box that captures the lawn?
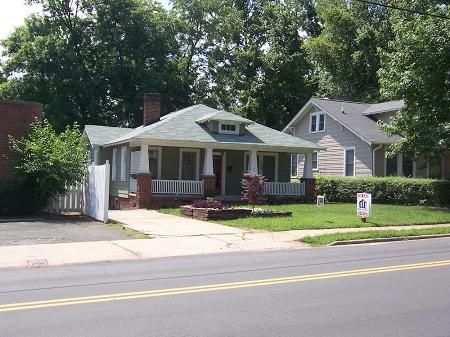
[300,226,450,246]
[159,203,450,231]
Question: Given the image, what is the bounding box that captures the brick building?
[0,100,43,180]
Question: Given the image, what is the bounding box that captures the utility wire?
[353,0,450,20]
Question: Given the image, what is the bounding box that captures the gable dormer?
[196,110,254,136]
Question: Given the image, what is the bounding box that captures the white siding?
[294,106,373,177]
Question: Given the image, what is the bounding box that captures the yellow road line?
[1,259,449,312]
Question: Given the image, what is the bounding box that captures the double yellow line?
[1,259,450,313]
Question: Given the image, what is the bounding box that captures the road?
[1,238,450,337]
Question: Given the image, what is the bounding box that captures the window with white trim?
[291,154,299,177]
[344,148,355,177]
[310,112,325,133]
[180,149,199,180]
[312,151,319,171]
[112,148,117,181]
[219,122,239,135]
[120,146,127,181]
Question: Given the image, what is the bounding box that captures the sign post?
[317,195,325,207]
[357,193,371,222]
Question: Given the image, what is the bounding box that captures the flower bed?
[251,208,292,217]
[181,205,252,221]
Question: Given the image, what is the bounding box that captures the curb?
[330,234,450,246]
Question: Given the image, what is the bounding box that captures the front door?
[213,155,222,195]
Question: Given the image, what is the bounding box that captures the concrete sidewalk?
[1,207,449,269]
[2,223,449,269]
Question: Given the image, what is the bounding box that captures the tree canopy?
[0,0,448,157]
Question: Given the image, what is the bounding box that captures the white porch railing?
[263,182,305,196]
[152,179,204,195]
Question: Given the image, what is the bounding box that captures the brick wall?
[109,195,137,210]
[202,175,216,197]
[0,100,43,180]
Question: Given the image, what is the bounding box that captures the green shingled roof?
[85,105,319,151]
[84,125,133,146]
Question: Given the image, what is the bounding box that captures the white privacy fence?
[46,162,110,223]
[83,161,110,223]
[46,185,84,213]
[263,182,305,196]
[152,179,204,195]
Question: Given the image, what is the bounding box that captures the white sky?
[0,0,171,42]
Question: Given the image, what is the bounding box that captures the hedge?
[315,176,450,206]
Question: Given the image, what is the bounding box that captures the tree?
[241,172,267,210]
[172,0,319,129]
[0,0,181,131]
[305,0,391,102]
[8,119,88,213]
[378,0,450,160]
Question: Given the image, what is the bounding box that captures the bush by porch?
[160,203,450,231]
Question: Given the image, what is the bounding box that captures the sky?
[0,0,171,42]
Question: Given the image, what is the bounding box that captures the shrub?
[315,176,450,206]
[4,119,88,215]
[192,199,229,209]
[241,173,267,210]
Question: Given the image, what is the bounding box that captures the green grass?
[159,203,450,231]
[107,222,151,239]
[300,226,450,246]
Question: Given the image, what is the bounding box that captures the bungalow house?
[84,94,320,209]
[283,98,449,179]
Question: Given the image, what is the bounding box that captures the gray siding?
[278,153,291,182]
[160,146,180,180]
[294,107,373,177]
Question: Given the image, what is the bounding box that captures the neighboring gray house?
[283,98,450,179]
[84,94,320,209]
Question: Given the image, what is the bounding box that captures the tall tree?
[305,0,391,102]
[378,0,450,159]
[173,0,319,129]
[0,0,180,130]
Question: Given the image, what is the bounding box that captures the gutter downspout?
[372,144,383,176]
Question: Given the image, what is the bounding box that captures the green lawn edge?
[300,226,450,246]
[159,203,450,231]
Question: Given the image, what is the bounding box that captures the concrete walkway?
[108,210,246,237]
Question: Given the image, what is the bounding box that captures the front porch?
[108,144,316,209]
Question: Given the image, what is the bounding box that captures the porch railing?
[263,182,305,196]
[152,179,204,195]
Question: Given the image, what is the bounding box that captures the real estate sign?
[357,193,371,218]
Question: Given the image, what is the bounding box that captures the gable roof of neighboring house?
[84,104,320,152]
[283,97,404,145]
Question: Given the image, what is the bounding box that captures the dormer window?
[219,122,239,135]
[310,112,325,133]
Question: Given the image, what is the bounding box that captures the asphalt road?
[1,238,450,337]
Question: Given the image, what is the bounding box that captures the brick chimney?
[143,93,161,126]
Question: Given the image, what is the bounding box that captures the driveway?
[0,216,129,246]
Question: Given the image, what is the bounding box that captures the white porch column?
[397,153,403,177]
[303,151,313,178]
[203,148,214,176]
[138,144,150,174]
[249,150,258,174]
[93,146,99,165]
